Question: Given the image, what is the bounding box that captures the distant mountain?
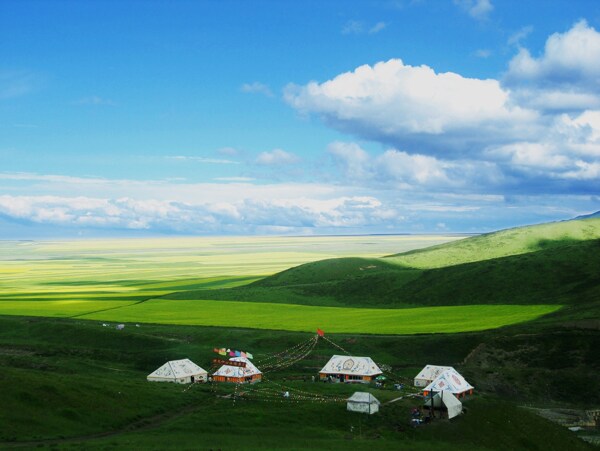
[574,210,600,220]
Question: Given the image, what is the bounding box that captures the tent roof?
[347,392,380,404]
[320,355,382,376]
[213,356,262,378]
[415,364,454,381]
[147,358,207,380]
[423,368,474,394]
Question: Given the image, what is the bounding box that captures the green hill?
[167,219,600,319]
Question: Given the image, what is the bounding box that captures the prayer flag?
[241,351,247,358]
[246,352,253,359]
[219,348,226,356]
[317,328,325,337]
[229,351,235,356]
[235,350,241,357]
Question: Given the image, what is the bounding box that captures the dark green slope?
[167,238,600,320]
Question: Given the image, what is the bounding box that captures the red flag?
[316,328,325,337]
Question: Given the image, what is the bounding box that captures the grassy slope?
[168,219,600,317]
[0,315,594,450]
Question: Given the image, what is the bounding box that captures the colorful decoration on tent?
[212,358,247,368]
[213,348,253,359]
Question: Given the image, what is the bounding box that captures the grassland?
[0,315,595,450]
[0,220,599,449]
[81,301,560,334]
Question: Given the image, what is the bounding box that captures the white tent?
[347,392,380,414]
[414,364,453,387]
[422,368,474,397]
[319,355,382,383]
[424,390,463,419]
[213,356,262,383]
[147,358,208,384]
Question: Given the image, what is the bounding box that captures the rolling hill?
[167,218,600,320]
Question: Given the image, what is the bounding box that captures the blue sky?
[1,0,599,238]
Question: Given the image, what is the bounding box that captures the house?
[212,356,262,383]
[424,390,463,419]
[413,364,453,387]
[147,358,208,384]
[347,392,380,414]
[319,355,382,383]
[422,368,474,398]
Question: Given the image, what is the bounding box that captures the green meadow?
[0,299,560,334]
[1,219,599,449]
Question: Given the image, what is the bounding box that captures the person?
[283,391,290,398]
[311,375,315,382]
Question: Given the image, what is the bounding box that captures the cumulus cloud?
[285,58,538,155]
[506,21,600,111]
[256,149,300,165]
[284,21,600,196]
[454,0,493,20]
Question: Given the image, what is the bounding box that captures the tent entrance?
[191,376,195,383]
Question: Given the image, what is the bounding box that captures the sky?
[1,0,600,238]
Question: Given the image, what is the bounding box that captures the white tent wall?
[347,402,379,414]
[346,392,380,415]
[424,391,463,419]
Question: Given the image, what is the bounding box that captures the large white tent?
[147,358,208,384]
[424,390,463,419]
[347,392,380,414]
[414,364,453,387]
[422,368,474,398]
[213,356,262,383]
[319,355,382,383]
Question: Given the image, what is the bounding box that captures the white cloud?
[507,21,600,84]
[342,20,364,35]
[285,59,538,154]
[369,22,387,34]
[256,149,300,165]
[505,21,600,112]
[507,25,533,47]
[474,49,492,58]
[454,0,493,20]
[241,82,273,97]
[342,20,386,35]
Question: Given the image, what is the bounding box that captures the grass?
[0,315,595,450]
[75,301,560,334]
[0,234,460,303]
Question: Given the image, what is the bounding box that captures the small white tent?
[347,392,380,414]
[414,364,453,387]
[423,368,474,398]
[424,390,463,419]
[147,359,208,384]
[319,355,382,383]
